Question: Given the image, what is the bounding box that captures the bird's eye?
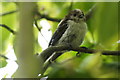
[73,13,77,16]
[79,14,84,18]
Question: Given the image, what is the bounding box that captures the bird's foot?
[76,52,81,57]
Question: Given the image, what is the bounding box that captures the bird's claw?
[76,52,81,57]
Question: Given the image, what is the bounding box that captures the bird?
[48,9,87,62]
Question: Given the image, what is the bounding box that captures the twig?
[0,54,9,59]
[0,3,95,22]
[41,14,61,22]
[34,20,48,43]
[34,20,41,31]
[36,4,96,22]
[0,4,95,23]
[0,10,61,22]
[68,0,74,12]
[36,3,96,22]
[0,10,18,16]
[0,24,16,34]
[85,4,97,21]
[36,12,61,22]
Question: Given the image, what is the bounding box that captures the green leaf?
[89,3,118,49]
[79,53,102,71]
[48,57,93,78]
[0,58,7,68]
[1,2,17,52]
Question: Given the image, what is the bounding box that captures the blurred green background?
[0,2,119,78]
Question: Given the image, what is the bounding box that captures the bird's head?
[66,9,86,22]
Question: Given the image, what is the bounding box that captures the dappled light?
[0,2,119,79]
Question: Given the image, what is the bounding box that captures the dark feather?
[48,19,68,46]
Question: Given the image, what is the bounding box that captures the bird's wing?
[48,19,68,46]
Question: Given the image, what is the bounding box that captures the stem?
[14,2,41,78]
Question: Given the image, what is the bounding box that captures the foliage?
[0,2,119,78]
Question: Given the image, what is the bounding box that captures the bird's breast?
[58,20,87,47]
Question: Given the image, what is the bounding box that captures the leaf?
[1,3,17,52]
[89,3,118,49]
[79,52,102,71]
[0,58,7,68]
[48,57,93,78]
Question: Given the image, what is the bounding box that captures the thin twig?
[0,54,9,59]
[68,0,74,12]
[34,20,48,43]
[34,20,41,31]
[0,24,16,34]
[0,10,61,22]
[41,14,61,22]
[0,3,95,22]
[0,10,18,16]
[36,12,61,22]
[85,4,97,21]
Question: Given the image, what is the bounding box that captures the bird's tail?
[51,52,63,61]
[42,52,63,74]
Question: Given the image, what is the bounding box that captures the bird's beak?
[83,17,86,22]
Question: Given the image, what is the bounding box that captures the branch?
[36,4,96,22]
[0,4,95,22]
[38,45,120,74]
[85,4,97,21]
[0,4,95,23]
[0,24,16,34]
[0,54,8,59]
[36,12,61,22]
[14,2,41,78]
[39,45,120,63]
[0,10,18,16]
